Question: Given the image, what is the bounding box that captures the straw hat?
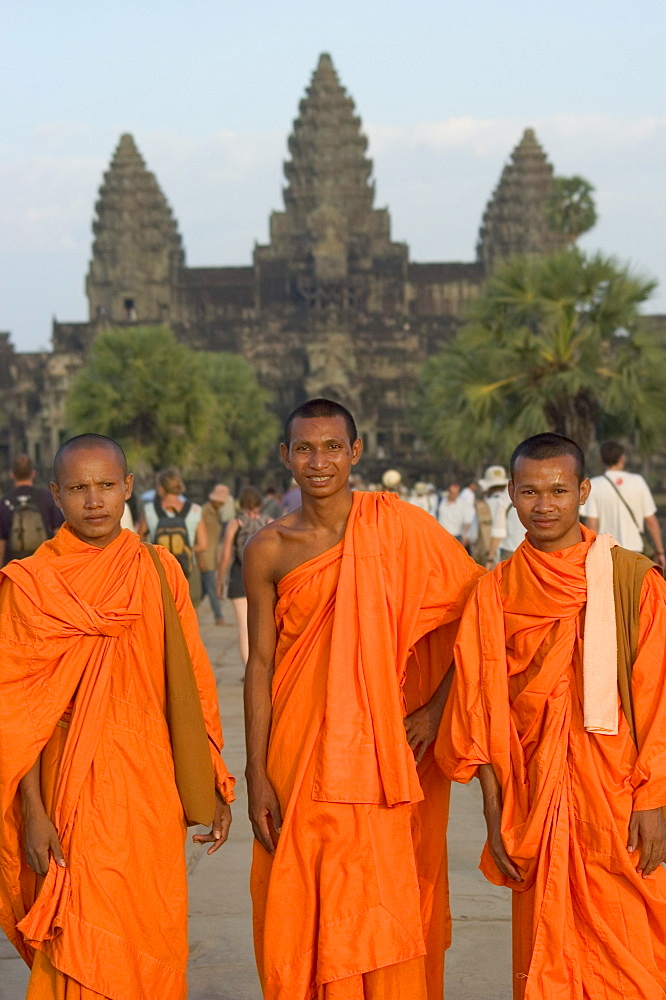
[382,469,402,488]
[479,465,509,491]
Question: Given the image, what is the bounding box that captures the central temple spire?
[282,52,375,231]
[260,53,400,272]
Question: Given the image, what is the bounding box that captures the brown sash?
[145,543,216,827]
[612,546,666,818]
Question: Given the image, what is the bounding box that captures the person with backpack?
[0,454,63,566]
[217,486,269,669]
[138,468,208,599]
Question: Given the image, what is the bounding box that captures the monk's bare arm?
[404,667,454,765]
[478,763,522,882]
[19,757,66,875]
[243,532,283,855]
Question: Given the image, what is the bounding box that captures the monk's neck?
[526,522,585,554]
[299,487,354,532]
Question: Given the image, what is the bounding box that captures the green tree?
[191,352,280,473]
[413,250,663,465]
[546,175,597,242]
[66,326,278,474]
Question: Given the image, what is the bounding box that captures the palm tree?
[545,175,597,242]
[413,250,662,464]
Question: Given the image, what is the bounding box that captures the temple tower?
[85,134,184,324]
[476,128,568,272]
[257,53,406,295]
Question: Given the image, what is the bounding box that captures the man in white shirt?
[582,440,665,569]
[437,482,471,544]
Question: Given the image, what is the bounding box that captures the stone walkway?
[0,600,512,1000]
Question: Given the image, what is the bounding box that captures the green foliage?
[66,326,279,474]
[191,352,280,473]
[413,250,663,465]
[546,175,597,241]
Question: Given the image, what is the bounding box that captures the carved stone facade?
[2,54,644,481]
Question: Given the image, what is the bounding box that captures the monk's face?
[280,415,363,499]
[509,455,591,552]
[51,446,134,549]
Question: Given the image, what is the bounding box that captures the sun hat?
[479,465,509,491]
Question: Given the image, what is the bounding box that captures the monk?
[439,432,666,999]
[0,434,234,999]
[243,397,483,1000]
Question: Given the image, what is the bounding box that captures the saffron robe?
[251,491,483,1000]
[0,525,235,1000]
[439,530,666,999]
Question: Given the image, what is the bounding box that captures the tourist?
[409,480,437,515]
[217,486,269,669]
[198,484,229,625]
[243,398,482,1000]
[436,482,472,546]
[280,479,301,514]
[261,486,283,520]
[138,467,207,595]
[0,434,234,999]
[440,433,666,998]
[583,440,666,569]
[0,455,63,566]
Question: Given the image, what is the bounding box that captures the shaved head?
[54,434,128,483]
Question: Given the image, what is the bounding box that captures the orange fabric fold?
[252,492,482,1000]
[0,525,234,1000]
[439,528,666,999]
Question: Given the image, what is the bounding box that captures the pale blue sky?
[2,0,665,349]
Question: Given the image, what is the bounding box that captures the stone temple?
[0,54,578,477]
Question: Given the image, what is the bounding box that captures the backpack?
[234,512,268,563]
[7,493,48,559]
[152,499,194,578]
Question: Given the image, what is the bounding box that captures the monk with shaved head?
[0,434,234,999]
[440,432,666,998]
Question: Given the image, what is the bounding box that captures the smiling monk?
[243,398,482,1000]
[439,433,666,999]
[0,434,234,1000]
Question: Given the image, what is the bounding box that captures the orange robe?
[251,491,482,1000]
[0,525,235,1000]
[439,529,666,999]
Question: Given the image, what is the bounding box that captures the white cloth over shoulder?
[583,533,619,735]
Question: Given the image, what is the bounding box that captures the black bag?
[152,499,194,578]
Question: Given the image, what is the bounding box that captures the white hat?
[413,481,429,495]
[382,469,402,488]
[479,465,509,491]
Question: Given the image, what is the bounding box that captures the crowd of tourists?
[0,408,665,1000]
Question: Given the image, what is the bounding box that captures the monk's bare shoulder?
[244,513,301,585]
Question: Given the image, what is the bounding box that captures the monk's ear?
[279,442,291,470]
[508,480,515,503]
[350,437,363,465]
[124,473,134,500]
[50,481,63,511]
[579,477,591,505]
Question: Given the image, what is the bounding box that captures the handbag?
[145,543,216,827]
[604,474,656,559]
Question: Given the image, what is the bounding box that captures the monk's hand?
[22,805,66,876]
[247,769,282,855]
[192,791,232,856]
[478,763,522,882]
[628,807,666,877]
[486,822,523,882]
[404,698,446,765]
